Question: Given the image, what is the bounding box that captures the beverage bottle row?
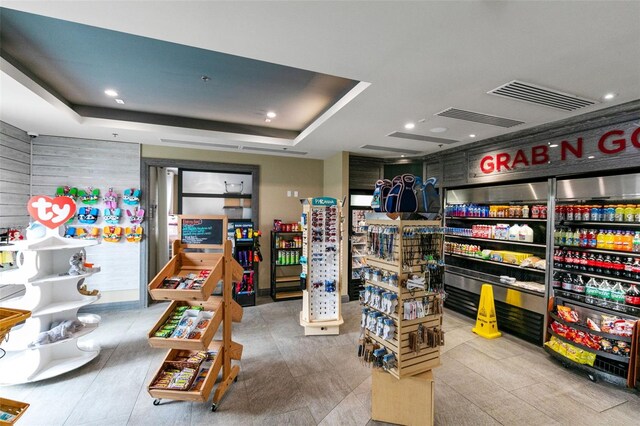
[446,204,547,219]
[277,250,300,265]
[556,204,640,223]
[553,272,640,307]
[554,228,640,253]
[553,249,640,280]
[275,235,302,248]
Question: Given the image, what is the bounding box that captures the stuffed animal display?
[55,186,78,200]
[104,208,121,225]
[123,188,141,205]
[78,187,100,205]
[126,207,145,224]
[125,226,143,243]
[78,207,99,224]
[103,187,119,210]
[29,320,84,348]
[103,226,123,243]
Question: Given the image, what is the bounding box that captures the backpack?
[371,179,392,212]
[385,174,417,213]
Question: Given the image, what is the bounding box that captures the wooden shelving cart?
[0,308,31,424]
[146,215,245,412]
[361,219,444,425]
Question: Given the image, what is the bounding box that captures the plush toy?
[125,226,143,243]
[29,320,84,347]
[64,227,77,238]
[103,187,118,209]
[78,283,99,296]
[104,208,121,225]
[26,222,47,240]
[126,207,145,224]
[78,187,100,205]
[123,188,141,205]
[78,207,99,224]
[55,186,78,200]
[103,226,122,243]
[7,229,23,242]
[68,252,86,275]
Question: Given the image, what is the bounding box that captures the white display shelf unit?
[0,227,102,385]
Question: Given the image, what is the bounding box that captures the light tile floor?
[2,298,639,425]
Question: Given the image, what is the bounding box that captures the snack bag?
[557,306,579,323]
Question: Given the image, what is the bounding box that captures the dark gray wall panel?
[349,155,383,190]
[0,121,30,229]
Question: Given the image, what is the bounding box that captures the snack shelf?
[558,221,640,228]
[554,289,640,318]
[445,234,546,248]
[543,345,627,387]
[445,253,546,274]
[555,245,640,257]
[547,328,630,363]
[548,311,632,342]
[445,217,547,222]
[554,267,640,286]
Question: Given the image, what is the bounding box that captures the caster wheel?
[211,403,218,412]
[153,399,161,406]
[588,374,597,383]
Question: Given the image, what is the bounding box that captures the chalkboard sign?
[179,215,227,248]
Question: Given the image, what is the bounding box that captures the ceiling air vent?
[488,80,597,111]
[387,132,458,144]
[360,145,422,155]
[241,146,307,155]
[436,108,524,128]
[160,139,239,149]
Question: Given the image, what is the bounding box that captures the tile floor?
[2,298,639,425]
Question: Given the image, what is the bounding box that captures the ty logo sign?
[27,196,76,229]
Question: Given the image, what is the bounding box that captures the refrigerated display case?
[443,181,549,344]
[549,172,640,387]
[348,193,372,301]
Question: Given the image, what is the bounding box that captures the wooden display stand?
[147,216,244,412]
[299,198,344,336]
[363,219,443,378]
[0,310,31,424]
[371,368,434,426]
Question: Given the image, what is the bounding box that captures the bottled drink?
[579,229,588,247]
[602,255,613,275]
[585,278,599,304]
[522,205,529,218]
[614,230,623,251]
[612,256,623,277]
[586,253,596,273]
[611,281,626,305]
[560,228,568,245]
[573,275,586,294]
[632,258,640,280]
[599,280,612,302]
[634,232,640,253]
[574,206,583,221]
[623,257,634,279]
[552,272,561,289]
[588,229,597,248]
[596,230,606,248]
[582,206,591,222]
[604,230,615,250]
[624,204,635,222]
[566,206,574,221]
[595,254,605,274]
[622,231,633,252]
[564,251,574,270]
[561,274,574,292]
[615,205,625,222]
[591,205,601,222]
[554,228,561,245]
[625,284,640,307]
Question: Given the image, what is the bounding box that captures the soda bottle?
[612,256,623,277]
[573,275,586,294]
[599,280,612,303]
[578,252,589,272]
[561,274,574,292]
[587,253,596,273]
[552,272,562,289]
[625,284,640,307]
[611,282,626,305]
[588,229,597,248]
[634,232,640,253]
[585,277,599,304]
[595,254,605,274]
[603,255,613,275]
[632,258,640,281]
[623,257,634,279]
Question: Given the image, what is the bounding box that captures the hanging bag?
[387,174,418,213]
[371,179,392,212]
[384,176,403,213]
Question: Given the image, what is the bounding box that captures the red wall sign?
[477,127,640,175]
[27,196,76,229]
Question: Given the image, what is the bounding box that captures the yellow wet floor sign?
[472,284,501,339]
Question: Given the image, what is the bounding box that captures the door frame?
[140,157,260,307]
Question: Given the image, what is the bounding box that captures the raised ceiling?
[1,1,639,159]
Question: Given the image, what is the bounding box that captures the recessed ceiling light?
[404,123,415,130]
[430,127,447,133]
[469,134,476,138]
[603,93,616,100]
[266,111,277,119]
[265,118,272,123]
[588,155,595,159]
[104,89,118,97]
[115,99,125,104]
[549,144,558,148]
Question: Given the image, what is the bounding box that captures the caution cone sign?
[472,284,502,339]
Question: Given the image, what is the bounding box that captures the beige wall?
[323,152,350,296]
[142,145,324,291]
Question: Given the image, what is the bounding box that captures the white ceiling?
[1,1,639,159]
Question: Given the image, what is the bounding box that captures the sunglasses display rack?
[299,197,344,335]
[0,226,102,385]
[146,227,245,413]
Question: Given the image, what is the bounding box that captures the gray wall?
[0,121,30,228]
[31,136,142,305]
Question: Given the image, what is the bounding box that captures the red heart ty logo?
[27,196,77,229]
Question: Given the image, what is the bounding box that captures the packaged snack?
[171,326,190,339]
[600,339,612,352]
[520,256,541,268]
[586,317,601,332]
[601,315,619,333]
[188,331,202,339]
[195,319,210,330]
[610,319,635,337]
[557,306,579,323]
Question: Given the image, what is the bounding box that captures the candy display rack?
[361,219,444,379]
[0,226,102,385]
[270,230,303,301]
[147,233,244,412]
[299,198,344,335]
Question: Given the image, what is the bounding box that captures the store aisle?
[2,299,639,425]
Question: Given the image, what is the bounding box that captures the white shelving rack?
[0,227,101,385]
